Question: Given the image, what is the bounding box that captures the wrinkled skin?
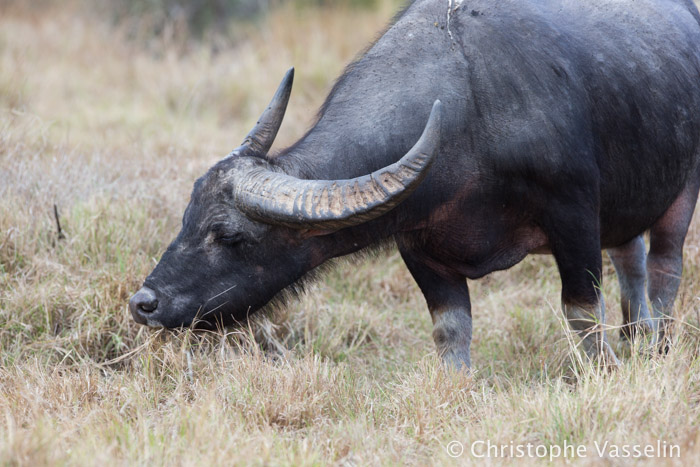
[132,0,700,367]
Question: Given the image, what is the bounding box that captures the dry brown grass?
[2,1,700,465]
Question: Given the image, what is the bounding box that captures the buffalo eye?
[217,232,244,246]
[210,225,244,246]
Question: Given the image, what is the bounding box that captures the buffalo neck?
[276,111,424,182]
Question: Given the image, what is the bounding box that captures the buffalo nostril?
[129,287,159,321]
[139,299,158,313]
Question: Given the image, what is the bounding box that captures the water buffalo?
[130,0,700,368]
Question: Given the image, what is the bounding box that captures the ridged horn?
[229,68,294,158]
[233,100,443,230]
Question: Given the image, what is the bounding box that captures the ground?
[2,1,700,465]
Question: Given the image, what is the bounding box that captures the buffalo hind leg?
[608,235,655,342]
[399,248,472,370]
[546,208,620,367]
[647,179,700,352]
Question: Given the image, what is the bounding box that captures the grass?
[2,1,700,465]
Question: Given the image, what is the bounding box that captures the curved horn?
[230,68,294,158]
[234,100,443,230]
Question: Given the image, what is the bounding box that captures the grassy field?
[3,1,700,465]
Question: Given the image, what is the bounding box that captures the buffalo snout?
[129,286,159,325]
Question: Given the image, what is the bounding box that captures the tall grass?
[2,1,700,465]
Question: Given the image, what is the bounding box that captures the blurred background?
[0,0,402,149]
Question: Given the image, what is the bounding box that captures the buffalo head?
[129,69,443,328]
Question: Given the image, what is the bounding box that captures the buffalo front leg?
[647,178,700,352]
[546,208,620,366]
[608,235,655,341]
[399,248,472,370]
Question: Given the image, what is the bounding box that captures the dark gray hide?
[131,0,700,368]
